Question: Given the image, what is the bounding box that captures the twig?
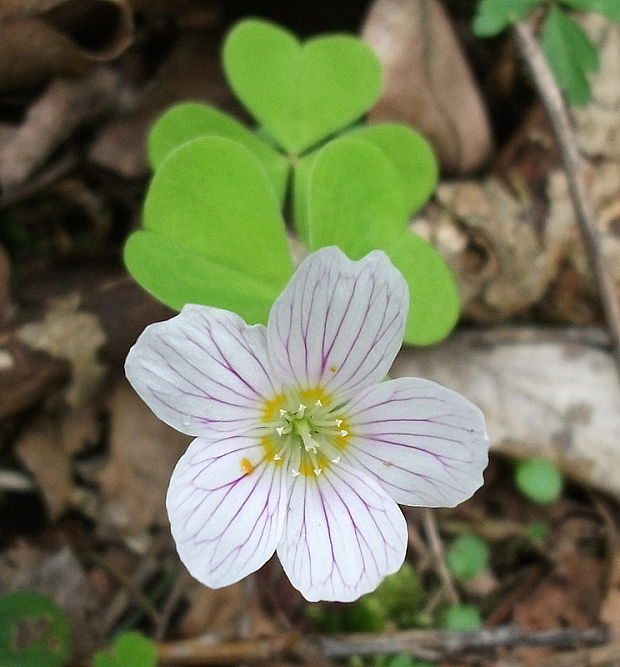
[155,625,608,664]
[514,19,620,379]
[318,625,608,661]
[91,551,162,631]
[157,632,300,665]
[422,508,459,606]
[154,570,192,642]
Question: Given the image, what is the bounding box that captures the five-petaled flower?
[125,247,489,602]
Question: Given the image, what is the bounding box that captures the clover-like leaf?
[347,124,438,217]
[383,232,459,346]
[306,136,408,258]
[124,136,293,323]
[542,4,599,106]
[148,103,288,201]
[473,0,541,37]
[305,136,459,346]
[0,591,71,667]
[223,19,382,154]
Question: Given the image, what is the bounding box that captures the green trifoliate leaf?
[347,124,439,217]
[0,592,71,667]
[124,137,293,323]
[382,233,460,346]
[305,136,408,258]
[473,0,541,37]
[223,19,382,154]
[295,124,438,245]
[93,631,157,667]
[305,135,459,346]
[542,5,599,106]
[562,0,620,21]
[147,103,288,201]
[446,534,490,580]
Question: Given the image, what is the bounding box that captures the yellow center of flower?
[246,388,351,477]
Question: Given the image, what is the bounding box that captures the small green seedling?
[474,0,620,106]
[92,631,158,667]
[0,591,71,667]
[126,18,460,346]
[446,533,490,580]
[442,604,482,631]
[515,458,563,504]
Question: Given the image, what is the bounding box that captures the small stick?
[317,625,609,662]
[514,19,620,379]
[422,508,459,605]
[157,632,300,666]
[155,625,608,664]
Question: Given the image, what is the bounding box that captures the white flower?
[125,247,489,602]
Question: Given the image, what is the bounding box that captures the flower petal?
[343,378,489,507]
[267,247,408,401]
[277,462,407,602]
[167,436,289,588]
[125,305,280,438]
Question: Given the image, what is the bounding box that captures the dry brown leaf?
[362,0,493,174]
[97,375,190,533]
[15,406,99,518]
[0,69,123,191]
[394,328,620,499]
[17,293,107,406]
[0,0,133,91]
[15,418,72,519]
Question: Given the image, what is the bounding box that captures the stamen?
[298,403,306,416]
[340,430,348,437]
[331,456,341,464]
[292,469,300,477]
[276,426,285,436]
[315,399,323,407]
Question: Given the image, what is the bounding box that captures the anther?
[276,426,284,436]
[340,430,348,437]
[315,399,323,407]
[273,454,282,461]
[292,469,300,477]
[335,419,342,427]
[279,409,287,416]
[314,468,322,476]
[331,456,341,464]
[298,403,306,415]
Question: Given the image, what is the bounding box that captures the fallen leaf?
[17,293,107,406]
[15,418,72,519]
[97,375,190,533]
[362,0,493,174]
[394,327,620,500]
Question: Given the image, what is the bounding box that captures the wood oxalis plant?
[123,19,491,602]
[124,18,459,347]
